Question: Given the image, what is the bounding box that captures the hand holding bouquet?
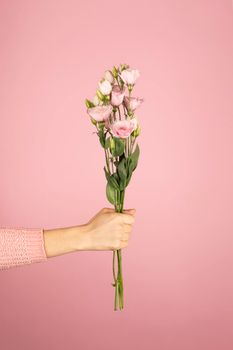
[85,64,143,310]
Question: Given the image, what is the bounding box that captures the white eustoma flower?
[98,79,112,95]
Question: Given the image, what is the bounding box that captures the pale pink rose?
[110,118,137,139]
[120,69,140,85]
[98,79,112,95]
[124,96,143,111]
[111,85,126,106]
[87,105,113,122]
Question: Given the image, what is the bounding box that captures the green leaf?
[104,137,110,149]
[109,174,120,190]
[98,128,105,148]
[119,179,127,190]
[85,99,95,108]
[110,137,125,157]
[128,144,140,173]
[98,121,105,129]
[117,158,127,190]
[106,181,116,205]
[112,172,120,181]
[126,171,133,187]
[118,158,127,180]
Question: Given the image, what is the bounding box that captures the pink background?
[0,1,233,349]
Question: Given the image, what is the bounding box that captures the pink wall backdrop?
[0,1,233,349]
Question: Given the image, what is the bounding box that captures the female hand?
[43,207,136,258]
[84,207,136,251]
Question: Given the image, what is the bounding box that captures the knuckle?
[123,214,135,224]
[121,241,128,249]
[130,216,135,224]
[121,233,129,242]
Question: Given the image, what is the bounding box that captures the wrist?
[43,224,90,258]
[67,223,91,251]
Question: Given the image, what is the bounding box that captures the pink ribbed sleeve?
[0,227,48,270]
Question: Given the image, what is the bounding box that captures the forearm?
[0,224,90,270]
[43,224,90,258]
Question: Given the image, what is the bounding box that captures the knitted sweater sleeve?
[0,227,48,270]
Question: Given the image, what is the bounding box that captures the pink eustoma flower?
[124,96,144,111]
[120,69,140,85]
[87,105,113,122]
[111,85,126,106]
[110,118,137,139]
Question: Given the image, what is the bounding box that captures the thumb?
[123,208,136,215]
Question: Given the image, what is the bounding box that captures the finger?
[123,208,136,215]
[120,241,129,249]
[121,232,130,241]
[121,213,135,224]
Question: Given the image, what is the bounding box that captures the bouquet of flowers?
[85,64,143,311]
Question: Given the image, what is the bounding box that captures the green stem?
[118,249,124,309]
[120,190,125,212]
[102,128,130,311]
[104,149,111,173]
[106,147,126,310]
[117,107,122,120]
[113,189,125,310]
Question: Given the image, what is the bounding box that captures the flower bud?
[93,95,99,106]
[96,89,105,101]
[132,124,141,137]
[112,66,118,78]
[91,117,97,125]
[85,99,95,108]
[104,70,114,84]
[128,84,133,93]
[110,137,115,151]
[119,63,129,72]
